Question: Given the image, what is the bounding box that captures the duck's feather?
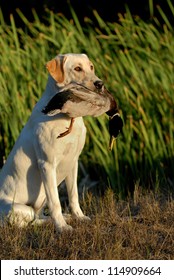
[42,82,123,149]
[42,83,116,118]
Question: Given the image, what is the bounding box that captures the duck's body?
[42,83,116,118]
[42,83,123,148]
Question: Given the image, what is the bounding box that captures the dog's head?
[46,53,103,91]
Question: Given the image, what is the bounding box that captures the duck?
[42,83,123,149]
[107,111,123,150]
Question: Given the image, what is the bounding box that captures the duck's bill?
[109,136,116,150]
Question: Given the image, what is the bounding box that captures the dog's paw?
[56,224,73,233]
[81,215,91,221]
[71,207,91,221]
[74,214,91,222]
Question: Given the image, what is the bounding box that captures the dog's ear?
[46,56,66,83]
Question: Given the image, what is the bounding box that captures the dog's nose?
[94,80,104,90]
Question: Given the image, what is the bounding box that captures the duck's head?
[106,100,123,150]
[108,112,123,150]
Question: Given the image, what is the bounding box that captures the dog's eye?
[74,66,82,72]
[90,65,94,70]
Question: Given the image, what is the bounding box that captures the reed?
[0,1,174,195]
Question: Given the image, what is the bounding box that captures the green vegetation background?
[0,1,174,197]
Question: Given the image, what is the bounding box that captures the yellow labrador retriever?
[0,54,103,232]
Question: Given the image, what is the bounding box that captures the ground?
[0,188,173,260]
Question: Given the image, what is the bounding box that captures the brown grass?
[0,188,173,260]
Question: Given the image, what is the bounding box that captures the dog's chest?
[34,115,86,183]
[54,118,86,182]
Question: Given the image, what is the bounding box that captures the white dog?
[0,53,104,232]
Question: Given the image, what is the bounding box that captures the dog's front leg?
[65,161,90,221]
[38,160,72,232]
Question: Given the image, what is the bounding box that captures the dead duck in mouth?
[42,83,123,149]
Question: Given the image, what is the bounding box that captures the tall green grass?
[0,1,174,195]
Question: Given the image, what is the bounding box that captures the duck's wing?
[64,85,113,116]
[42,89,80,116]
[42,83,118,118]
[63,85,116,117]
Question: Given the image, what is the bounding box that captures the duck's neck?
[106,108,119,118]
[106,97,119,118]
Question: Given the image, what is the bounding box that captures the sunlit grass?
[0,1,174,195]
[0,189,173,260]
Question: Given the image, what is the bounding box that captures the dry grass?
[0,188,173,260]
